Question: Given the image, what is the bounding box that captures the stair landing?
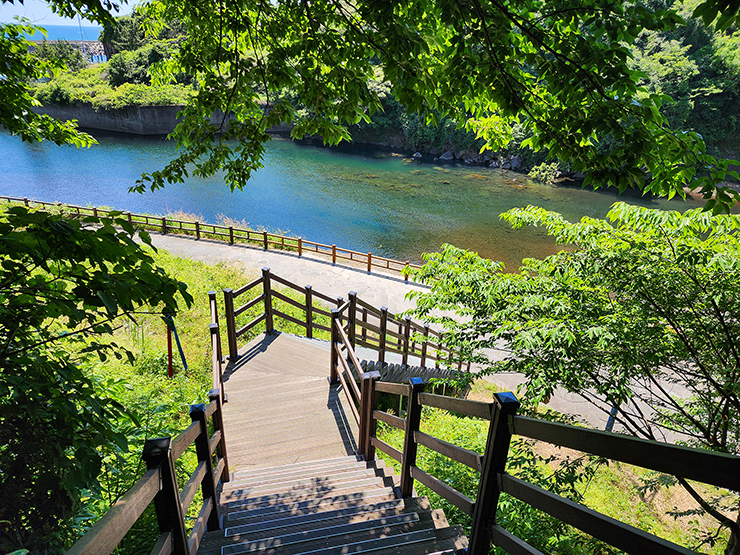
[221,332,358,472]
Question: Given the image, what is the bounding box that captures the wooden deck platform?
[221,332,359,472]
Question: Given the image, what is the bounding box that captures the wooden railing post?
[402,317,411,366]
[209,389,230,483]
[142,437,188,555]
[404,261,410,282]
[359,370,381,459]
[421,325,429,368]
[305,285,314,339]
[189,403,220,532]
[195,221,200,239]
[400,377,425,498]
[348,292,358,349]
[262,268,274,335]
[362,308,368,342]
[469,392,521,555]
[208,291,222,363]
[263,231,268,250]
[367,252,372,273]
[378,307,388,365]
[229,226,234,244]
[223,288,239,361]
[161,217,167,234]
[332,244,337,264]
[298,237,303,256]
[210,323,225,402]
[330,309,340,383]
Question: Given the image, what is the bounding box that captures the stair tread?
[227,460,386,491]
[224,468,380,496]
[224,487,397,519]
[225,498,407,532]
[201,519,437,554]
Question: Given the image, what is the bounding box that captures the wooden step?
[224,488,398,523]
[203,513,438,555]
[225,498,407,535]
[228,457,375,487]
[223,476,391,510]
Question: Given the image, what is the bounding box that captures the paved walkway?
[150,234,426,315]
[150,233,610,429]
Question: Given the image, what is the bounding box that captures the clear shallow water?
[0,131,703,268]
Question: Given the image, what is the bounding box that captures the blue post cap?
[410,377,425,386]
[189,403,206,416]
[495,391,520,409]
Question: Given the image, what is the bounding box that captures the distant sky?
[0,0,133,25]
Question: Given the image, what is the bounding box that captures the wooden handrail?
[1,196,422,278]
[67,389,230,555]
[359,382,740,555]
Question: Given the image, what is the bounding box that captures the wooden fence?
[67,390,230,555]
[0,195,421,279]
[355,376,740,555]
[221,267,466,375]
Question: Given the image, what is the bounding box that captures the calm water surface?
[0,131,703,268]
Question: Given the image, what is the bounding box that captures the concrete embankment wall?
[34,104,183,135]
[35,103,294,136]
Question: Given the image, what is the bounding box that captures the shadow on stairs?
[198,455,468,555]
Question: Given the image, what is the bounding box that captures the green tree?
[406,203,740,553]
[0,206,192,552]
[127,0,740,209]
[32,38,87,72]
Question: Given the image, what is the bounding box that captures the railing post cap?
[223,287,233,293]
[305,284,312,290]
[362,370,381,380]
[208,290,217,296]
[331,308,339,315]
[209,388,220,401]
[349,291,357,297]
[262,267,270,273]
[189,403,206,416]
[142,437,171,461]
[209,322,219,331]
[409,377,424,386]
[495,391,520,410]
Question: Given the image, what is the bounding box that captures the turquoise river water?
[0,130,704,268]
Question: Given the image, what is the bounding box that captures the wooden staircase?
[197,455,468,555]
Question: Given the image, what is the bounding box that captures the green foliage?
[32,39,87,72]
[127,0,740,208]
[378,408,604,553]
[528,162,562,185]
[0,206,192,552]
[107,40,184,87]
[407,203,740,550]
[33,65,194,110]
[0,20,95,148]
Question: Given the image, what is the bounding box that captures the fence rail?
[355,376,738,555]
[67,390,230,555]
[219,268,466,374]
[1,195,421,279]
